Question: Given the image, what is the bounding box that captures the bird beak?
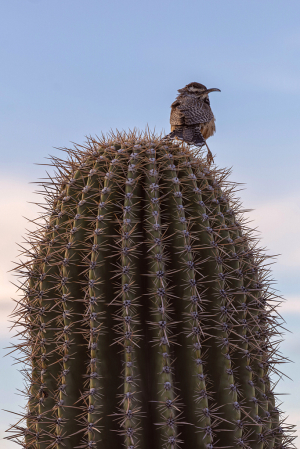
[203,88,221,94]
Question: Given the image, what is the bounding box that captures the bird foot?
[205,144,214,166]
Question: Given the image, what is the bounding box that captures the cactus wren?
[165,82,220,163]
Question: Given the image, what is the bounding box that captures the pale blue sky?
[1,0,300,446]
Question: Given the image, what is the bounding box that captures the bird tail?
[164,126,206,147]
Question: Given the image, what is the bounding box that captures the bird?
[165,82,221,164]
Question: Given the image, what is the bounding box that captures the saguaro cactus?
[6,131,296,449]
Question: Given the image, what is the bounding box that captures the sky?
[1,0,300,446]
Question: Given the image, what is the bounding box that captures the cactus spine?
[6,131,296,449]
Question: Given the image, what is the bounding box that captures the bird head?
[178,82,221,104]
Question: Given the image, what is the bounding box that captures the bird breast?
[170,94,215,127]
[200,118,216,140]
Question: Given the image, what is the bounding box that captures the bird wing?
[170,100,185,126]
[170,95,214,126]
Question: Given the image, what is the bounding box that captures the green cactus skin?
[6,132,296,449]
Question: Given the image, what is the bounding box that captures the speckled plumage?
[166,82,220,149]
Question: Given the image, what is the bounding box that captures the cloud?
[0,176,40,335]
[278,296,300,313]
[243,194,300,268]
[0,300,17,338]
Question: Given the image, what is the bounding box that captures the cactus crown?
[6,130,296,449]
